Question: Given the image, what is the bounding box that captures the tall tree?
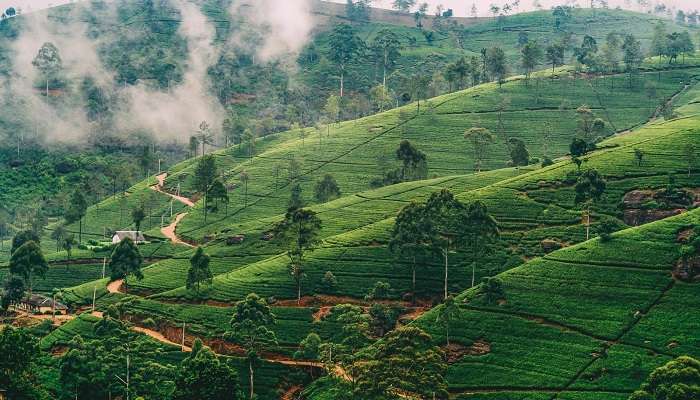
[435,295,459,346]
[51,225,67,252]
[274,208,322,304]
[108,237,143,294]
[509,138,530,167]
[371,29,402,88]
[396,139,427,181]
[132,205,146,232]
[187,247,213,293]
[9,240,48,295]
[392,0,416,12]
[65,189,88,244]
[622,34,643,89]
[173,339,243,400]
[188,136,199,158]
[390,202,432,303]
[521,40,543,84]
[545,44,565,74]
[197,120,214,156]
[208,179,229,214]
[227,293,277,400]
[684,143,697,177]
[193,155,218,222]
[62,234,77,265]
[575,169,607,240]
[314,174,341,203]
[464,127,496,172]
[327,24,364,97]
[486,47,507,87]
[32,42,62,97]
[239,170,250,207]
[425,189,470,300]
[464,201,500,287]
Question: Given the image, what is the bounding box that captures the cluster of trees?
[1,231,48,310]
[390,189,500,301]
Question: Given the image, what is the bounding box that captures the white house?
[112,231,146,244]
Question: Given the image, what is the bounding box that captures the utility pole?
[102,257,106,279]
[92,286,97,312]
[115,346,130,400]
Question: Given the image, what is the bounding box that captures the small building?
[112,231,146,244]
[16,294,68,315]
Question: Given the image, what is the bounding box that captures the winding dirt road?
[152,173,195,207]
[161,213,193,247]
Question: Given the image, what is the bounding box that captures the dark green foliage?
[314,174,341,203]
[1,274,25,310]
[193,155,218,222]
[9,240,48,293]
[629,356,700,400]
[132,205,145,232]
[11,230,40,255]
[187,247,213,293]
[354,327,448,399]
[365,281,391,301]
[509,138,530,167]
[274,208,322,302]
[396,140,427,181]
[570,138,589,158]
[0,327,49,400]
[227,293,278,400]
[173,340,243,400]
[108,237,143,293]
[435,296,459,346]
[479,276,505,304]
[321,271,338,293]
[368,303,400,337]
[65,189,87,243]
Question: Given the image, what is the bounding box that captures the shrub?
[541,157,554,167]
[321,271,338,293]
[142,317,156,328]
[365,281,391,301]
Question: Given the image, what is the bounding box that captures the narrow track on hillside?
[161,213,193,247]
[151,173,196,207]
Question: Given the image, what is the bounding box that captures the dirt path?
[106,279,123,294]
[133,326,192,351]
[161,213,193,247]
[151,173,195,207]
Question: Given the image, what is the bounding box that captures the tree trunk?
[79,219,83,244]
[203,192,208,222]
[249,360,255,400]
[471,261,476,288]
[340,69,345,97]
[46,79,49,97]
[586,206,591,241]
[297,275,302,305]
[443,248,448,300]
[446,322,450,346]
[412,257,417,305]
